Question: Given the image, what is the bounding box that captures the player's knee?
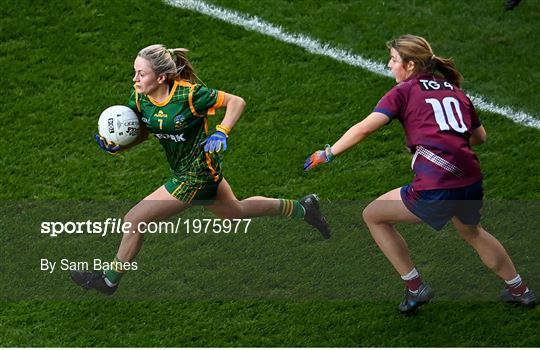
[123,213,145,235]
[456,224,481,241]
[362,203,377,225]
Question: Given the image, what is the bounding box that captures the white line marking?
[165,0,540,130]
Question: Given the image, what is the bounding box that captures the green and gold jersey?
[128,80,225,181]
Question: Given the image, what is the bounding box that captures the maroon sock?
[508,281,528,296]
[405,276,423,292]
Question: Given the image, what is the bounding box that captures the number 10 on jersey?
[425,97,467,133]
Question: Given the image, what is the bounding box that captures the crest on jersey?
[154,110,168,118]
[174,114,186,129]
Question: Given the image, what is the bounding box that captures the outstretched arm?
[330,112,389,156]
[304,112,389,171]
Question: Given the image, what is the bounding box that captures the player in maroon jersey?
[305,34,535,313]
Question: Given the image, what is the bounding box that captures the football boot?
[299,194,331,239]
[500,288,536,307]
[70,270,118,295]
[398,283,434,314]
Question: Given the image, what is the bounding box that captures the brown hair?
[387,34,463,87]
[137,44,199,83]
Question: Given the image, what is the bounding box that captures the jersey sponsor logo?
[154,110,168,118]
[154,133,186,142]
[174,115,186,129]
[419,79,454,91]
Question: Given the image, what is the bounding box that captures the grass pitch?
[1,0,539,346]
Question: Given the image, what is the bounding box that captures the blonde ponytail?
[167,48,199,83]
[137,44,199,84]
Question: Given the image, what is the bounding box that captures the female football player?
[71,44,330,295]
[305,34,535,313]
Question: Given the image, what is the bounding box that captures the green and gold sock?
[279,199,305,219]
[103,256,125,286]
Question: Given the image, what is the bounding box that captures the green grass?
[206,0,540,115]
[1,301,538,347]
[1,0,539,346]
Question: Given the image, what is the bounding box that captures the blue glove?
[95,135,122,155]
[304,144,334,171]
[204,131,228,153]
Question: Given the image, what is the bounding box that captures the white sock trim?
[505,274,521,285]
[104,276,118,287]
[401,267,419,281]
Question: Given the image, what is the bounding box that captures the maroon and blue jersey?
[374,74,483,190]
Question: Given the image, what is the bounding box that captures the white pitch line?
[165,0,540,130]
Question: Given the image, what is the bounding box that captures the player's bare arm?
[303,112,388,171]
[330,112,389,156]
[218,92,246,131]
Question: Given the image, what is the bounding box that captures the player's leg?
[362,187,422,275]
[452,218,536,306]
[71,186,190,295]
[117,185,190,262]
[362,187,433,313]
[205,178,280,218]
[205,178,330,238]
[452,218,516,279]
